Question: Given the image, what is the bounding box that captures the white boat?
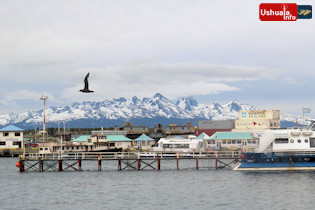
[152,136,205,153]
[233,120,315,171]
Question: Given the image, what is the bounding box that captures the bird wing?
[84,73,90,90]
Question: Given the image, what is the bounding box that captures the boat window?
[290,139,294,143]
[275,138,289,144]
[310,138,315,147]
[297,139,301,143]
[305,139,309,143]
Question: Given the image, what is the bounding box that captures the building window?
[15,132,21,136]
[4,132,9,136]
[13,141,20,145]
[0,141,5,145]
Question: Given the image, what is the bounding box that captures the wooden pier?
[17,151,241,172]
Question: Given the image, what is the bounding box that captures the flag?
[303,108,311,113]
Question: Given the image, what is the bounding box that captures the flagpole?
[303,107,305,127]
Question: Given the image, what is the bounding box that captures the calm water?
[1,158,315,210]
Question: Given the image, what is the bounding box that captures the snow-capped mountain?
[0,93,256,128]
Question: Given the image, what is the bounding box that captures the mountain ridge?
[0,93,295,129]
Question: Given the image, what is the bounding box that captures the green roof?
[209,132,253,140]
[134,134,154,141]
[106,135,132,141]
[196,132,209,139]
[72,135,91,142]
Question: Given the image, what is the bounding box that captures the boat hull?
[233,162,315,171]
[233,152,315,171]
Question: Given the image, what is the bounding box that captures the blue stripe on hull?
[238,162,315,168]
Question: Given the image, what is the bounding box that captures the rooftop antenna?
[40,94,48,142]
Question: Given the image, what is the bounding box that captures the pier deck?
[18,151,241,172]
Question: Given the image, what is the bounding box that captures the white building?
[234,110,280,131]
[0,125,24,149]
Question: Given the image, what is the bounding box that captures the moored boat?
[233,120,315,171]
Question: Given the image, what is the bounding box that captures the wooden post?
[235,158,238,163]
[39,160,43,172]
[98,159,102,171]
[19,160,24,172]
[118,159,121,171]
[196,158,199,170]
[157,158,160,171]
[58,160,63,172]
[177,158,179,170]
[137,158,141,170]
[215,158,218,169]
[78,159,81,171]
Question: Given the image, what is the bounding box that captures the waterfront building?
[0,125,24,149]
[195,120,235,136]
[164,122,195,135]
[233,110,280,131]
[133,134,155,150]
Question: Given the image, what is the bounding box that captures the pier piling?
[78,159,82,171]
[19,160,24,172]
[58,160,63,171]
[118,159,121,171]
[39,160,43,172]
[98,159,102,171]
[157,158,160,171]
[137,158,141,170]
[196,158,199,170]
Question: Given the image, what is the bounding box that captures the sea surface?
[1,157,315,210]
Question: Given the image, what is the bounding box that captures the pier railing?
[22,151,242,161]
[17,151,242,172]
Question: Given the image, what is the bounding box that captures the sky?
[0,0,314,117]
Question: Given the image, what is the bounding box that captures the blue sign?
[298,5,312,19]
[242,112,247,118]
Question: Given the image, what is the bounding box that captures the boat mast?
[40,95,48,142]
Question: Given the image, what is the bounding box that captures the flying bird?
[80,73,94,93]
